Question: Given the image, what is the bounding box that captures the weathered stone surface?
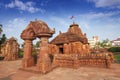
[50,23,90,55]
[37,37,52,73]
[53,53,112,68]
[1,37,19,61]
[22,40,34,68]
[20,19,55,73]
[20,19,114,74]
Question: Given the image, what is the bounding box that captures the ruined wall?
[53,53,113,68]
[1,37,19,61]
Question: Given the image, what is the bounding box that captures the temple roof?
[26,20,54,35]
[21,19,55,40]
[68,23,83,37]
[50,23,88,45]
[50,32,84,45]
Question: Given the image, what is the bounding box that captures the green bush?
[113,52,120,63]
[108,47,120,52]
[114,55,120,60]
[18,50,23,58]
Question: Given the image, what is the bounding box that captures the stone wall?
[53,53,113,68]
[48,44,59,55]
[49,42,90,55]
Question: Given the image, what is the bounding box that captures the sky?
[0,0,120,44]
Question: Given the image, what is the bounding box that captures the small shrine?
[1,37,19,61]
[49,22,90,54]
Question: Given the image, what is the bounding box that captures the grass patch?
[113,52,120,63]
[114,54,120,60]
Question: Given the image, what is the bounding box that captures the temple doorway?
[59,48,64,54]
[32,38,39,65]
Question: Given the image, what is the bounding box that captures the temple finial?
[70,16,75,24]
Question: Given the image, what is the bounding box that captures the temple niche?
[1,37,19,61]
[49,23,90,55]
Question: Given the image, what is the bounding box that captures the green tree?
[0,24,3,34]
[32,41,40,48]
[98,39,111,48]
[35,41,40,48]
[0,34,7,45]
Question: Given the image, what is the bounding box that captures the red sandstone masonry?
[53,53,113,68]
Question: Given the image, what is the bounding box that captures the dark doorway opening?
[59,48,64,54]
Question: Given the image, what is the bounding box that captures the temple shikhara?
[0,37,19,61]
[20,19,114,74]
[49,22,89,54]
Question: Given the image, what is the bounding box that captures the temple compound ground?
[0,60,120,80]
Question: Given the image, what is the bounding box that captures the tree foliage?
[108,47,120,52]
[98,39,111,48]
[0,24,3,34]
[0,34,7,45]
[0,24,7,46]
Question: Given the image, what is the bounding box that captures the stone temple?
[0,37,19,61]
[49,22,89,55]
[20,19,113,74]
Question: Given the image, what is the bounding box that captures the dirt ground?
[0,59,120,80]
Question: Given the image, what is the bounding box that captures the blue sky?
[0,0,120,44]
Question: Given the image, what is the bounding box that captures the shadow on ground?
[0,74,13,80]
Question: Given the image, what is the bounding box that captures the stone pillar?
[64,43,69,54]
[37,37,51,73]
[74,54,79,68]
[22,40,34,68]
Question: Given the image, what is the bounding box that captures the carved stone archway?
[21,20,55,73]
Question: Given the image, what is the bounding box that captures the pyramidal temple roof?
[50,23,88,45]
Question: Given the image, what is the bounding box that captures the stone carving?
[1,37,19,61]
[53,53,113,68]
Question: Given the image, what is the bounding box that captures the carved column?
[22,39,34,68]
[37,37,51,73]
[64,43,69,54]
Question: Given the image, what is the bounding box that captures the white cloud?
[5,0,44,13]
[77,11,120,40]
[88,0,120,9]
[78,11,120,20]
[3,18,27,44]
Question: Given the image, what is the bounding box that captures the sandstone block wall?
[53,53,113,68]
